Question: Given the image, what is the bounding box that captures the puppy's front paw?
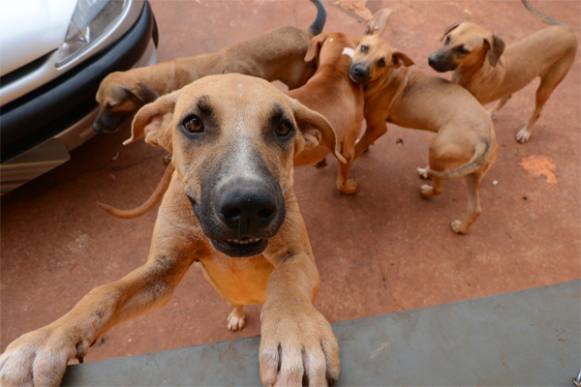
[338,178,358,195]
[451,219,467,234]
[260,304,340,386]
[227,306,246,332]
[420,184,435,198]
[516,127,531,143]
[0,326,81,387]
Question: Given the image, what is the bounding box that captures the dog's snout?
[427,52,457,72]
[428,55,437,68]
[217,182,278,236]
[349,63,370,83]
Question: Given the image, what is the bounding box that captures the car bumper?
[1,1,157,195]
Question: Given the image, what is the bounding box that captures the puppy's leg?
[355,118,387,158]
[227,305,246,331]
[451,173,482,234]
[417,166,430,180]
[336,132,359,195]
[489,94,511,120]
[516,57,574,143]
[260,198,339,386]
[0,180,199,386]
[420,176,443,198]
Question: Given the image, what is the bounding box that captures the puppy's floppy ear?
[392,51,415,67]
[304,33,329,62]
[365,8,392,35]
[123,90,179,151]
[440,22,460,42]
[289,98,346,164]
[484,34,505,66]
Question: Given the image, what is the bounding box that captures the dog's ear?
[123,91,179,151]
[365,8,392,35]
[392,51,415,67]
[440,22,460,42]
[304,33,329,62]
[289,98,346,163]
[484,34,505,66]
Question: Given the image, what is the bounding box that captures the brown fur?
[0,75,341,386]
[350,10,497,234]
[98,32,363,218]
[429,2,577,143]
[94,0,327,133]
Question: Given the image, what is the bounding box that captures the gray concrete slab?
[62,280,581,386]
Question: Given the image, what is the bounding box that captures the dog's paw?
[420,184,434,198]
[451,219,467,234]
[338,178,358,195]
[227,307,246,332]
[0,327,80,387]
[516,127,531,143]
[260,303,340,386]
[417,166,430,180]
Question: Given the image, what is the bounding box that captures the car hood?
[0,0,77,77]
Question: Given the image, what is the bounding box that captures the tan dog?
[0,74,343,386]
[93,0,326,133]
[428,0,577,143]
[348,10,497,234]
[97,32,363,218]
[291,32,364,194]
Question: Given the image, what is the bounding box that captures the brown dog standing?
[93,0,326,133]
[0,74,343,386]
[291,32,364,194]
[348,10,497,234]
[428,0,577,143]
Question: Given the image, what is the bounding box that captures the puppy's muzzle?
[93,109,130,134]
[209,178,285,257]
[349,63,370,84]
[428,52,457,72]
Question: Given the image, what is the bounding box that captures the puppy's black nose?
[352,64,367,78]
[428,56,436,67]
[217,182,277,236]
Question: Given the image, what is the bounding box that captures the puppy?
[97,32,362,218]
[0,74,342,386]
[291,32,365,194]
[428,0,577,143]
[349,10,497,234]
[93,0,327,133]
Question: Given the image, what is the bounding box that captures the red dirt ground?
[1,0,580,362]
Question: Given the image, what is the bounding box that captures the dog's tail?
[428,140,492,179]
[309,0,327,36]
[521,0,564,26]
[97,164,174,219]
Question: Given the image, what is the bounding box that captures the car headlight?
[55,0,129,67]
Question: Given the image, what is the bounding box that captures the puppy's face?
[428,22,505,72]
[349,34,414,85]
[126,74,343,257]
[94,72,159,133]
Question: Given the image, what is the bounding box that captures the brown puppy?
[291,32,364,194]
[93,0,326,133]
[98,32,362,218]
[349,10,497,234]
[0,74,342,386]
[428,0,577,143]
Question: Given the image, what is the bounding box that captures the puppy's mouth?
[211,238,268,257]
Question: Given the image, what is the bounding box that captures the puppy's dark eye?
[360,45,369,53]
[377,57,386,68]
[455,45,470,55]
[275,121,294,138]
[182,114,204,134]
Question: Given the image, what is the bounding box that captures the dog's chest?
[197,254,273,305]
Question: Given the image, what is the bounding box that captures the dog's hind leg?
[451,173,482,234]
[516,56,575,143]
[336,132,359,194]
[489,94,511,120]
[227,305,246,331]
[420,176,443,198]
